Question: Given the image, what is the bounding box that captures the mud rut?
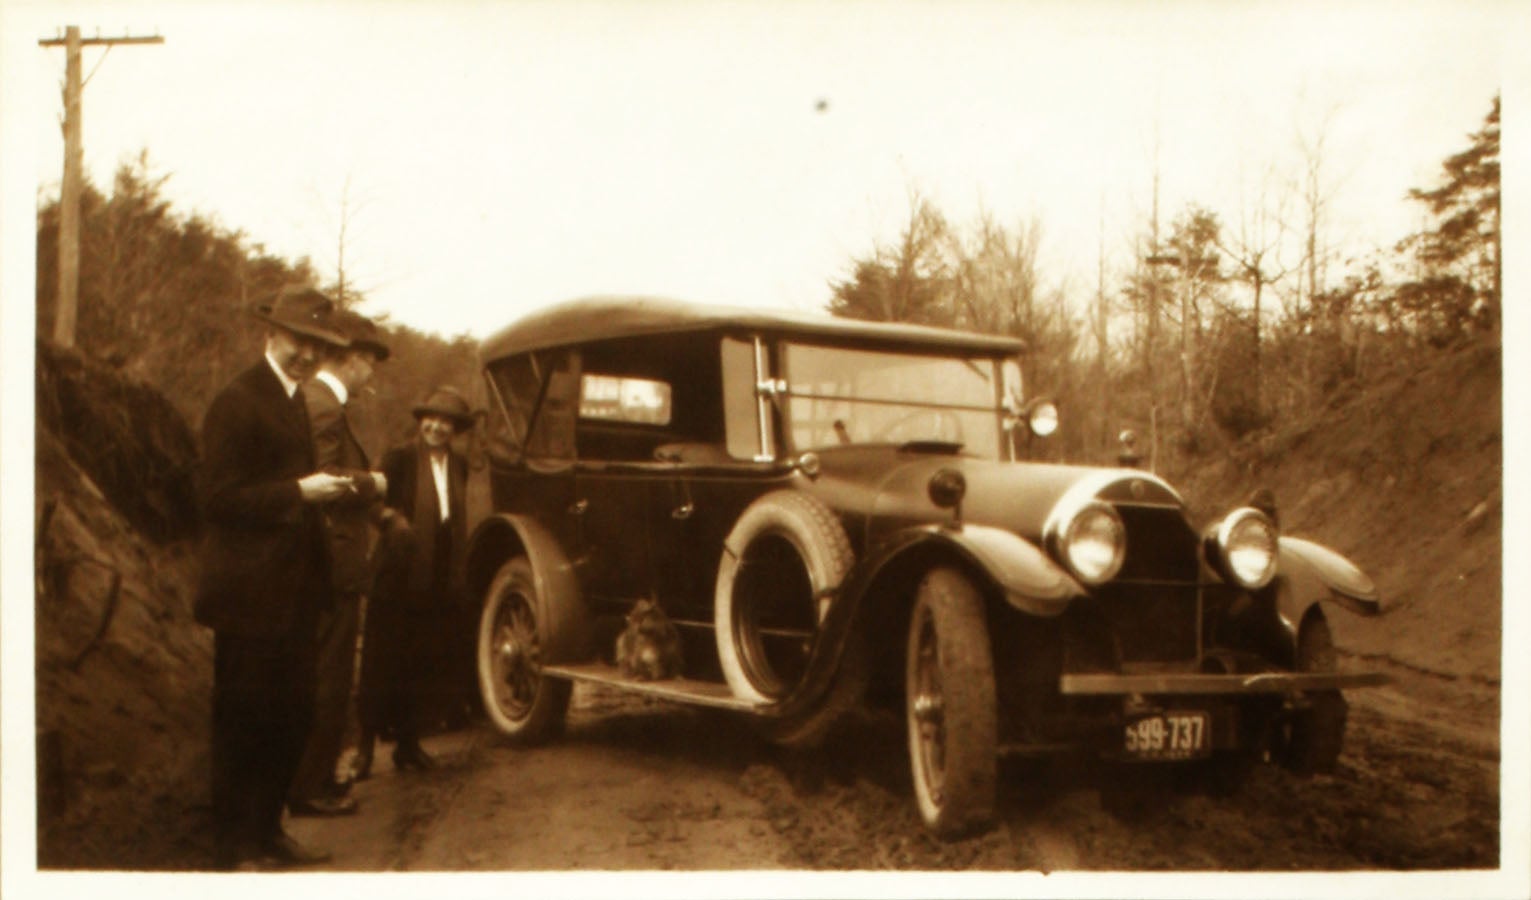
[285,645,1499,874]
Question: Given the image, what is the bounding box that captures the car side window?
[580,374,673,426]
[525,350,580,462]
[721,336,762,460]
[486,352,542,454]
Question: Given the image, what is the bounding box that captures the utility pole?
[38,26,164,349]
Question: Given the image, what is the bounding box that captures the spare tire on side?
[714,490,853,706]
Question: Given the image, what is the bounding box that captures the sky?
[2,2,1529,897]
[0,0,1516,340]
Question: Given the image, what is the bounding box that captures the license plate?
[1123,711,1210,760]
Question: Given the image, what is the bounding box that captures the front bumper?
[1059,670,1389,696]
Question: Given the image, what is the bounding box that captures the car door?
[568,369,669,608]
[651,335,790,621]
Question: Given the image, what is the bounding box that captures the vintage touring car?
[466,296,1386,836]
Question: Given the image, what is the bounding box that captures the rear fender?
[466,514,586,663]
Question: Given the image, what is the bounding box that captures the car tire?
[906,567,997,838]
[714,491,853,705]
[477,556,572,743]
[1278,613,1348,775]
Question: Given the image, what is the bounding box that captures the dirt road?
[287,651,1500,876]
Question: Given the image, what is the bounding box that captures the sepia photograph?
[1,1,1525,897]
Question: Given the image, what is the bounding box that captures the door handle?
[568,498,588,516]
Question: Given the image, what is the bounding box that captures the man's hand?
[298,471,354,503]
[370,471,387,494]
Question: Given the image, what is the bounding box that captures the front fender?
[878,523,1084,617]
[1278,537,1381,617]
[466,513,586,663]
[761,523,1080,723]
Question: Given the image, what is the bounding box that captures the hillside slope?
[1172,338,1502,684]
[34,421,211,868]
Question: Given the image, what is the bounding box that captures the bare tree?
[1215,163,1296,414]
[1155,207,1224,437]
[1089,195,1112,457]
[308,171,378,308]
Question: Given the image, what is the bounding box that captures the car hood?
[806,446,1187,548]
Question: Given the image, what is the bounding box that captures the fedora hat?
[334,309,391,361]
[412,385,475,431]
[253,286,348,347]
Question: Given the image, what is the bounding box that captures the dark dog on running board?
[615,598,683,681]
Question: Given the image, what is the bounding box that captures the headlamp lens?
[1064,503,1125,585]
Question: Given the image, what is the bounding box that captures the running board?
[542,662,763,712]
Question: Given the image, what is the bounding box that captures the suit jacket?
[303,377,383,594]
[195,360,330,637]
[380,438,468,599]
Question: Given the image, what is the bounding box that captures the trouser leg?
[211,634,253,855]
[289,593,360,802]
[212,627,315,852]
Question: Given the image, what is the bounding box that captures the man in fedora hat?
[287,309,392,818]
[357,385,477,775]
[195,285,354,869]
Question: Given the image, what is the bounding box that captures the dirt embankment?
[34,343,212,868]
[1173,338,1502,686]
[30,337,1505,874]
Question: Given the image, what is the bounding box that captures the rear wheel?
[1279,613,1348,774]
[905,567,997,838]
[477,557,572,743]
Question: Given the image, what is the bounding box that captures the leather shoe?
[393,744,436,771]
[289,795,359,817]
[262,831,332,866]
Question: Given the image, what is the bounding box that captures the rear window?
[579,374,673,426]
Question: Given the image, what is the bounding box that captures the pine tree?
[1395,95,1500,341]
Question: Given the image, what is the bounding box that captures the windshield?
[783,343,1004,457]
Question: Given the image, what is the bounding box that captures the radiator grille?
[1102,504,1201,663]
[1116,504,1200,581]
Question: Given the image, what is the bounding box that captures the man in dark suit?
[286,309,391,817]
[357,386,474,774]
[195,286,354,870]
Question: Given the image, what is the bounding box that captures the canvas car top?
[478,295,1026,362]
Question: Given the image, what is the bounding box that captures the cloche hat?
[252,286,348,347]
[412,385,475,431]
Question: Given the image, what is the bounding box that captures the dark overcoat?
[303,378,382,593]
[379,438,468,600]
[195,360,330,636]
[359,437,471,736]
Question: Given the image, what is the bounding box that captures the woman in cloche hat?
[356,385,478,776]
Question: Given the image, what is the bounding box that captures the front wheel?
[477,557,572,743]
[905,567,997,838]
[1278,613,1348,774]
